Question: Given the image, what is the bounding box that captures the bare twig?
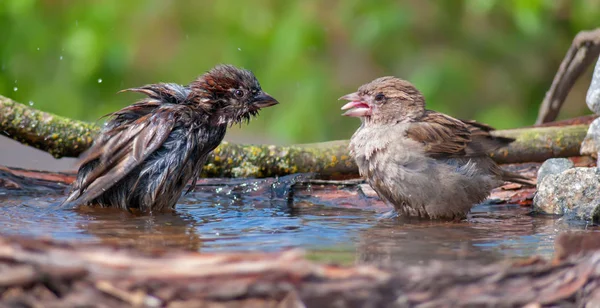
[536,28,600,124]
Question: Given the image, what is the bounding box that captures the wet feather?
[62,65,278,212]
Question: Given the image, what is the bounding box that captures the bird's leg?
[377,208,399,220]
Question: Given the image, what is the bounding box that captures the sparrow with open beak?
[341,76,534,220]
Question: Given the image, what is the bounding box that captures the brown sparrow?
[341,76,533,220]
[62,64,278,212]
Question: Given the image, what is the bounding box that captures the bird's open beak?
[339,92,371,117]
[252,92,279,109]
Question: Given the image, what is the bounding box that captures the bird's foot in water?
[377,209,399,220]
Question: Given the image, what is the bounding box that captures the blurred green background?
[1,0,598,145]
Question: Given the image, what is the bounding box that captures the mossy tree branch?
[0,96,99,158]
[489,124,588,164]
[0,94,590,178]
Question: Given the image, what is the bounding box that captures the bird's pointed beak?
[252,92,279,109]
[338,92,362,102]
[339,92,371,117]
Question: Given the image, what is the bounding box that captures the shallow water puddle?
[0,174,598,266]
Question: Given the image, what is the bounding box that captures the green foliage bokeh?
[0,0,597,144]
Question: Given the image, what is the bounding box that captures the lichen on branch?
[0,96,99,158]
[0,94,591,178]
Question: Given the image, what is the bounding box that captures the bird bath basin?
[1,162,597,266]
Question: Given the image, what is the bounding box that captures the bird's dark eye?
[234,89,244,98]
[375,93,385,102]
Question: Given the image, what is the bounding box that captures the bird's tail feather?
[501,170,537,186]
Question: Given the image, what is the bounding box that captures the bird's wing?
[406,111,516,158]
[405,111,472,158]
[460,119,515,154]
[66,107,176,204]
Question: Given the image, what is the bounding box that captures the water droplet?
[28,101,34,106]
[13,87,18,92]
[237,47,242,51]
[59,56,63,60]
[97,78,103,83]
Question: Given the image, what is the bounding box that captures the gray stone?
[580,117,600,159]
[536,158,574,187]
[564,198,600,222]
[587,56,600,114]
[533,167,600,222]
